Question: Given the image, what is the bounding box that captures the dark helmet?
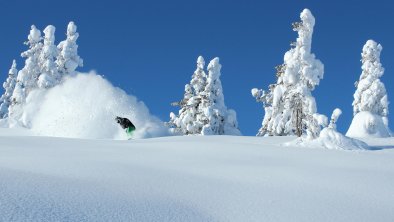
[115,116,121,123]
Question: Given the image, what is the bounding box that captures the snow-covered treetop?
[329,108,342,129]
[361,40,384,79]
[43,25,56,44]
[27,25,42,44]
[298,9,315,53]
[197,56,205,70]
[282,8,323,90]
[56,21,83,76]
[21,25,42,59]
[9,60,17,76]
[18,25,43,90]
[207,57,221,79]
[67,22,77,36]
[42,25,57,61]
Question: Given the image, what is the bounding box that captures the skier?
[115,116,136,139]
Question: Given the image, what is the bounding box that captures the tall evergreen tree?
[252,9,324,139]
[169,56,207,135]
[346,40,391,137]
[352,40,388,117]
[0,60,18,118]
[169,56,240,135]
[9,25,42,121]
[17,25,43,94]
[200,57,241,135]
[38,25,59,88]
[56,21,83,78]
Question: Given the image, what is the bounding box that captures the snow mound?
[285,128,369,150]
[346,111,391,138]
[17,72,168,139]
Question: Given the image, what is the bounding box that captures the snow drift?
[10,72,168,139]
[286,128,369,150]
[346,111,391,138]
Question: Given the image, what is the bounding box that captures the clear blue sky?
[0,0,393,135]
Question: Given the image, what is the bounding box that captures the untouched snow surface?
[1,129,394,221]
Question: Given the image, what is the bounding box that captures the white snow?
[346,111,391,138]
[288,108,369,150]
[9,72,169,139]
[0,130,394,221]
[287,128,369,150]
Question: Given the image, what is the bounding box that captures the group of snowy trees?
[0,22,83,121]
[252,9,391,139]
[168,56,241,135]
[168,8,391,139]
[0,9,391,139]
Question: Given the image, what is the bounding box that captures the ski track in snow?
[0,129,394,222]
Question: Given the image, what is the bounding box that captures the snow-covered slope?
[1,130,394,221]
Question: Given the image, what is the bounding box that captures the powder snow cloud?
[19,72,169,139]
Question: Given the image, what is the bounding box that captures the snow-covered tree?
[17,25,43,94]
[168,56,207,135]
[347,40,391,138]
[0,60,18,118]
[252,8,324,139]
[7,25,43,122]
[352,40,388,117]
[38,25,59,88]
[200,57,241,135]
[56,21,83,78]
[169,56,240,135]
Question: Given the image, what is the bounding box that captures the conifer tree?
[38,25,59,88]
[346,40,391,137]
[169,56,207,135]
[200,57,241,135]
[0,60,18,118]
[252,9,324,139]
[352,40,388,117]
[169,56,240,135]
[17,25,43,94]
[8,25,43,122]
